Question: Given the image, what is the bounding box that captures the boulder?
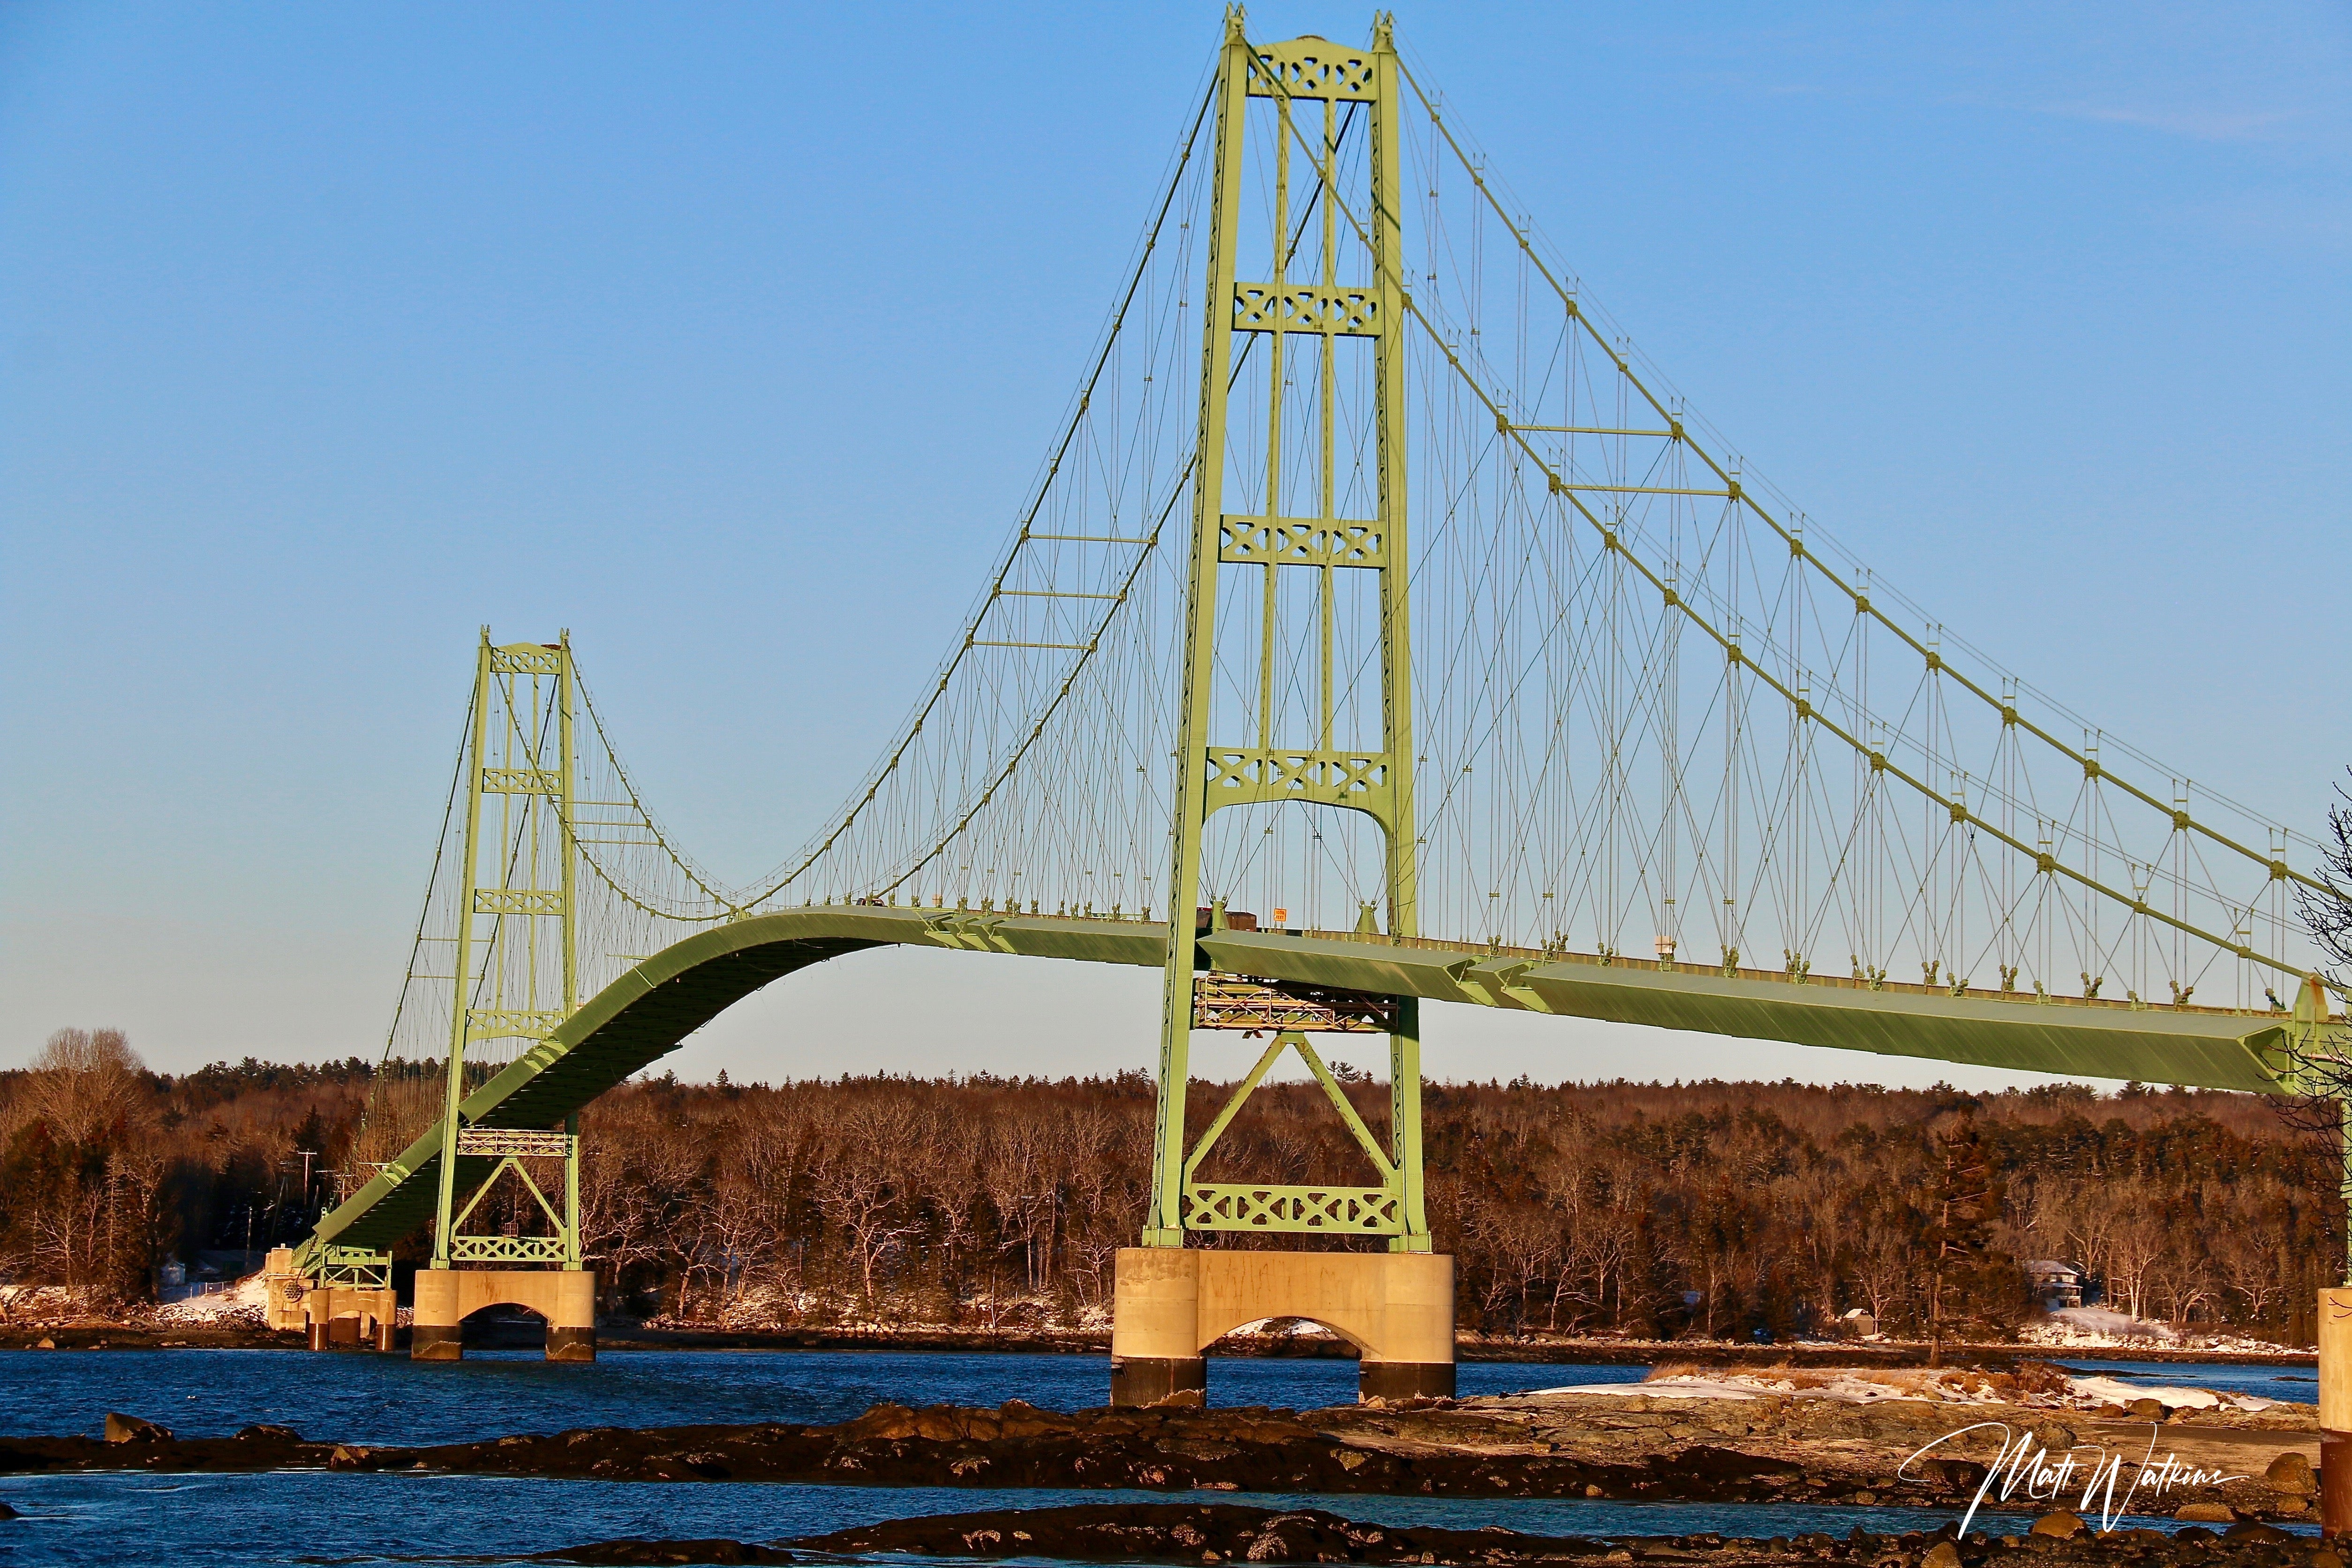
[2028,1512,2085,1538]
[2171,1501,2235,1523]
[103,1413,171,1444]
[843,1403,918,1441]
[995,1399,1060,1440]
[236,1424,302,1443]
[911,1408,967,1441]
[2028,1421,2075,1452]
[2265,1449,2316,1497]
[1922,1542,1963,1568]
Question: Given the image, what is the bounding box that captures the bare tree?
[982,1117,1058,1300]
[808,1099,924,1313]
[2104,1204,2166,1323]
[2213,1214,2292,1326]
[1466,1201,1560,1332]
[26,1028,147,1148]
[1848,1195,1915,1330]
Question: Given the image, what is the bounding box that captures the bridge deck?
[305,907,2295,1260]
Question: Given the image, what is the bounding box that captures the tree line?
[0,1027,2334,1343]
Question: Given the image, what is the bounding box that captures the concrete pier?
[2322,1288,2352,1536]
[298,1285,397,1351]
[411,1268,597,1362]
[264,1248,396,1351]
[1109,1247,1454,1405]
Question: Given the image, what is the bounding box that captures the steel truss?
[1148,16,1428,1251]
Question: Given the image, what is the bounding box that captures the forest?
[0,1026,2335,1345]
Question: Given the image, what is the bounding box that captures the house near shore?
[2024,1259,2086,1311]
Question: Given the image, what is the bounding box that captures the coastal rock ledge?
[526,1502,2328,1568]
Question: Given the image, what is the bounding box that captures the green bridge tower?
[1111,11,1455,1406]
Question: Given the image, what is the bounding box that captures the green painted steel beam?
[1192,931,2299,1097]
[301,906,2301,1264]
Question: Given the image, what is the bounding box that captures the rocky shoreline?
[0,1402,1990,1509]
[505,1501,2331,1567]
[0,1389,2323,1527]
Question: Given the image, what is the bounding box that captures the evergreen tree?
[1921,1116,2030,1363]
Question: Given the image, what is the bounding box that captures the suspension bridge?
[270,12,2344,1401]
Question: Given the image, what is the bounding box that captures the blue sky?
[4,2,2347,1088]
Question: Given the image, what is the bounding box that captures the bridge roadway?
[302,907,2299,1262]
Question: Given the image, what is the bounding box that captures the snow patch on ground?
[1528,1362,2284,1413]
[1227,1318,1337,1337]
[2067,1374,2273,1412]
[1531,1375,1760,1401]
[1530,1368,2026,1404]
[154,1272,269,1322]
[0,1284,74,1319]
[2019,1307,2305,1355]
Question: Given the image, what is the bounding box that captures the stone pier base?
[295,1283,398,1352]
[291,1288,397,1354]
[263,1247,397,1351]
[1110,1247,1454,1406]
[412,1268,597,1362]
[2322,1288,2352,1537]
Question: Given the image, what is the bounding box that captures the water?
[0,1349,1643,1447]
[0,1350,2312,1566]
[2047,1357,2317,1405]
[0,1473,2071,1568]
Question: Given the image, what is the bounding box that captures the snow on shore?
[1528,1363,2283,1412]
[1531,1368,2021,1404]
[153,1272,270,1323]
[2019,1306,2305,1355]
[2065,1374,2273,1411]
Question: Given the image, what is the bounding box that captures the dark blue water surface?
[0,1473,2074,1568]
[2047,1357,2317,1404]
[0,1349,1643,1447]
[0,1350,2313,1566]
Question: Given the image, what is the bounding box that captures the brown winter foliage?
[0,1029,2335,1342]
[0,1031,376,1314]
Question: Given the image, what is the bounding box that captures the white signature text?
[1902,1423,2244,1535]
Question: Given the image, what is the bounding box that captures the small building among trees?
[2023,1259,2087,1311]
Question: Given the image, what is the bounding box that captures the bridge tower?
[268,630,596,1356]
[1112,12,1454,1406]
[412,629,596,1359]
